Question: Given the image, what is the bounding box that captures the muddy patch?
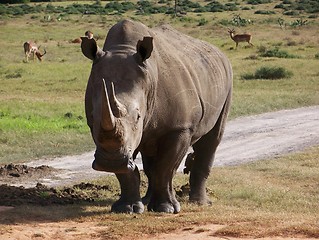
[0,164,112,207]
[0,163,64,188]
[0,182,98,206]
[0,163,57,179]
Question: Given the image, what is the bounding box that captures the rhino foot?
[111,200,144,214]
[148,200,180,214]
[189,195,212,206]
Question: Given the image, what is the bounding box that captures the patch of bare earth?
[142,224,319,240]
[0,221,106,240]
[1,221,317,240]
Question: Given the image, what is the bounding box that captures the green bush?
[198,18,208,26]
[287,0,319,14]
[255,10,276,14]
[283,10,299,16]
[258,47,299,58]
[136,0,168,15]
[1,0,30,3]
[290,18,308,27]
[231,14,252,26]
[105,2,135,13]
[247,0,272,5]
[198,1,238,13]
[242,66,293,80]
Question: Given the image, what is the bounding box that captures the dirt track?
[1,105,318,188]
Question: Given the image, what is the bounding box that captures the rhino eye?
[137,113,141,121]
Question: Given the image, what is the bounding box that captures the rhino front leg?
[112,167,144,213]
[147,131,191,214]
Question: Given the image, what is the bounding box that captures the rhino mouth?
[92,147,136,173]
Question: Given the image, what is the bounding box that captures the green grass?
[0,0,319,164]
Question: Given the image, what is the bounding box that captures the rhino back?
[148,25,232,138]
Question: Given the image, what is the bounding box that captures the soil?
[0,106,318,240]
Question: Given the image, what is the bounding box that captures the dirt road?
[15,105,318,188]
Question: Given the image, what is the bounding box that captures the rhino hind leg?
[141,155,153,205]
[112,167,144,213]
[189,91,232,204]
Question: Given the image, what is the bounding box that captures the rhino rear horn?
[101,78,116,131]
[110,82,127,118]
[135,36,153,63]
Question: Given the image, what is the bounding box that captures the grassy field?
[0,1,318,238]
[0,0,318,164]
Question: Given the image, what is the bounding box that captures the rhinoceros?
[81,19,232,214]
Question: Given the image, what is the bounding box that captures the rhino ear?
[81,37,105,60]
[135,37,153,63]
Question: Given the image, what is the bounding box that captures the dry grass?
[0,146,318,239]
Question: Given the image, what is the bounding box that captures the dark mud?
[0,164,111,206]
[0,163,56,179]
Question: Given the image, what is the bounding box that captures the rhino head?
[81,36,154,173]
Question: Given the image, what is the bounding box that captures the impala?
[70,30,94,44]
[84,30,94,39]
[228,28,253,48]
[23,41,46,62]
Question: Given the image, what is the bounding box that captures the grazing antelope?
[84,30,94,39]
[23,41,46,62]
[70,30,94,44]
[228,28,253,48]
[70,38,82,44]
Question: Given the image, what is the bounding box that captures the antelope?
[228,28,253,48]
[70,30,94,44]
[70,38,82,44]
[23,41,46,62]
[84,30,94,39]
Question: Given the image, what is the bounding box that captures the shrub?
[287,0,319,14]
[242,66,293,80]
[315,53,319,59]
[284,10,299,16]
[247,0,272,5]
[254,10,276,14]
[232,14,252,26]
[179,0,201,9]
[274,3,284,9]
[1,0,30,3]
[105,1,135,13]
[198,18,208,26]
[290,18,308,27]
[258,47,299,58]
[205,1,225,12]
[136,0,168,15]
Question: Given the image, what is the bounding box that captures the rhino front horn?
[101,78,116,131]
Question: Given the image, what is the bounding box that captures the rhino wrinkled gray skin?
[81,19,232,214]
